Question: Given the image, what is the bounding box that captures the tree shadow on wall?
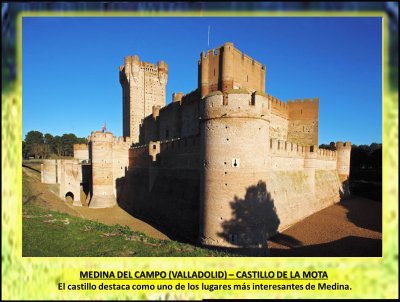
[217,181,280,256]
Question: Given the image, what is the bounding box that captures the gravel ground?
[267,197,382,257]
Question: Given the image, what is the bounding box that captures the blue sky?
[22,17,382,145]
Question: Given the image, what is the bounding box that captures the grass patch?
[22,171,40,205]
[22,203,233,257]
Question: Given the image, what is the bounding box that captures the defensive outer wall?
[40,42,351,253]
[115,91,351,251]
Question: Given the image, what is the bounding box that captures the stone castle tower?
[42,41,352,254]
[88,131,131,208]
[336,141,352,197]
[88,131,116,208]
[199,92,271,248]
[119,55,168,143]
[198,42,266,100]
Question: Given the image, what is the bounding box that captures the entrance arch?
[65,192,74,202]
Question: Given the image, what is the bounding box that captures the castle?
[41,42,351,253]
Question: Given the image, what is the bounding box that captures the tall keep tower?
[120,55,168,143]
[198,42,266,100]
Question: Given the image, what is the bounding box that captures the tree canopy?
[320,142,382,170]
[23,130,88,159]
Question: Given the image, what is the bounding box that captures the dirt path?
[23,166,170,240]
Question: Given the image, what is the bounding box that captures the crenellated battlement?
[270,138,305,156]
[316,147,337,159]
[336,141,352,150]
[201,48,220,58]
[200,42,265,70]
[89,131,132,147]
[112,136,132,147]
[120,56,168,74]
[269,138,337,160]
[198,42,266,98]
[266,93,288,118]
[131,136,199,155]
[287,97,319,104]
[89,131,115,142]
[172,91,184,102]
[200,91,270,121]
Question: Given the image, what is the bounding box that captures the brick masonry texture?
[41,42,351,252]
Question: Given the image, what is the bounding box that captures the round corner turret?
[336,140,352,197]
[223,42,234,48]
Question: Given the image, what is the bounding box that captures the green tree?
[319,142,336,151]
[43,133,55,158]
[22,141,27,159]
[77,137,88,144]
[24,130,44,159]
[44,133,54,151]
[24,130,89,158]
[61,133,77,156]
[319,144,330,149]
[53,136,63,157]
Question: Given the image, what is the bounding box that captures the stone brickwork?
[59,159,81,206]
[73,144,89,161]
[119,56,168,143]
[198,42,266,99]
[88,131,131,208]
[41,159,58,184]
[41,42,351,253]
[288,98,319,146]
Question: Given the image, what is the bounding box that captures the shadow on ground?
[339,198,382,233]
[22,163,41,173]
[269,236,381,257]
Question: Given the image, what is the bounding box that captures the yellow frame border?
[1,10,397,300]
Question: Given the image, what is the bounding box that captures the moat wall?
[115,142,341,245]
[117,136,201,240]
[115,93,343,247]
[39,42,351,252]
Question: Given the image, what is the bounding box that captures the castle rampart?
[42,43,352,254]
